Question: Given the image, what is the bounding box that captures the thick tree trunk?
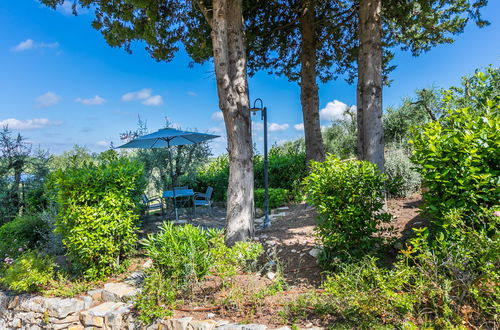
[357,0,384,172]
[210,0,254,245]
[299,0,325,164]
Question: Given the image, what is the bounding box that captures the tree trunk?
[210,0,254,245]
[357,0,384,172]
[300,0,325,164]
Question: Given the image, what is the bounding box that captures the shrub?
[0,214,50,259]
[195,154,229,202]
[411,70,499,237]
[142,222,220,286]
[303,155,392,264]
[283,225,499,328]
[1,250,55,293]
[254,188,289,209]
[385,147,421,198]
[49,150,145,279]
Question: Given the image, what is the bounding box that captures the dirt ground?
[134,194,427,327]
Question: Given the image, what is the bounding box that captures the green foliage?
[303,155,392,264]
[254,188,289,209]
[283,226,499,328]
[138,223,263,323]
[322,108,357,159]
[142,222,220,286]
[385,147,421,198]
[134,267,176,324]
[195,154,229,202]
[42,273,94,297]
[254,146,307,193]
[411,69,500,237]
[1,250,55,293]
[49,150,145,279]
[0,214,50,259]
[49,145,97,171]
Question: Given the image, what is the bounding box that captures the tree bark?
[356,0,384,172]
[210,0,254,245]
[300,0,325,164]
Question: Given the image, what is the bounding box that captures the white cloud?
[96,141,109,147]
[11,38,59,52]
[142,95,163,106]
[268,123,289,132]
[121,88,163,106]
[36,92,61,107]
[252,122,264,130]
[294,123,304,131]
[211,111,224,121]
[75,95,106,105]
[0,118,63,130]
[208,126,223,133]
[319,100,355,122]
[187,91,197,97]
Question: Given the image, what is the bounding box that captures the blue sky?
[0,1,499,156]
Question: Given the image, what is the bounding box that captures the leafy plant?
[49,150,145,279]
[0,214,50,259]
[385,147,421,198]
[1,250,55,293]
[411,69,500,238]
[254,188,289,209]
[303,155,392,264]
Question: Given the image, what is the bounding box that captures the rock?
[265,240,276,246]
[80,301,129,328]
[207,313,216,318]
[274,327,291,330]
[276,206,289,211]
[0,291,11,315]
[170,317,193,330]
[255,208,264,218]
[188,320,217,330]
[87,289,103,302]
[304,322,313,328]
[67,325,85,330]
[102,282,141,302]
[17,296,86,318]
[215,320,230,326]
[291,249,297,253]
[50,314,80,324]
[217,324,243,330]
[255,217,264,224]
[308,248,322,259]
[266,272,276,280]
[241,325,267,330]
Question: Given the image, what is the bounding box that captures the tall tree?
[245,0,358,164]
[356,0,489,171]
[41,0,254,244]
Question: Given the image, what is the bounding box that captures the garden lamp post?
[249,98,270,228]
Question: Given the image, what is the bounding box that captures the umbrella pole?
[167,140,178,221]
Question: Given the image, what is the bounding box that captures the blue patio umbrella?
[117,128,219,220]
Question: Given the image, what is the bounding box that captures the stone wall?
[0,290,296,330]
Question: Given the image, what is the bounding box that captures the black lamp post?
[249,98,270,228]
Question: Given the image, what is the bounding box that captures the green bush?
[1,250,55,293]
[411,70,499,237]
[0,214,50,259]
[385,147,421,198]
[195,154,229,202]
[49,150,145,279]
[142,222,219,286]
[303,155,392,264]
[283,225,499,328]
[138,223,263,323]
[254,188,289,209]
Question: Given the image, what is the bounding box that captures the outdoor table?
[162,188,194,220]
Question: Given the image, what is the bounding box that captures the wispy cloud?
[96,141,109,147]
[187,91,197,97]
[36,92,61,107]
[0,118,63,130]
[121,88,163,106]
[75,95,106,105]
[319,100,356,122]
[294,123,304,131]
[11,39,59,52]
[268,123,289,132]
[211,111,224,121]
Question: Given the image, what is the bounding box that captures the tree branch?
[194,0,213,30]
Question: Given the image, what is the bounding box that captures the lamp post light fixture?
[249,98,270,228]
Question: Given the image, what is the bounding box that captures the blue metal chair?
[142,194,164,217]
[193,187,214,217]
